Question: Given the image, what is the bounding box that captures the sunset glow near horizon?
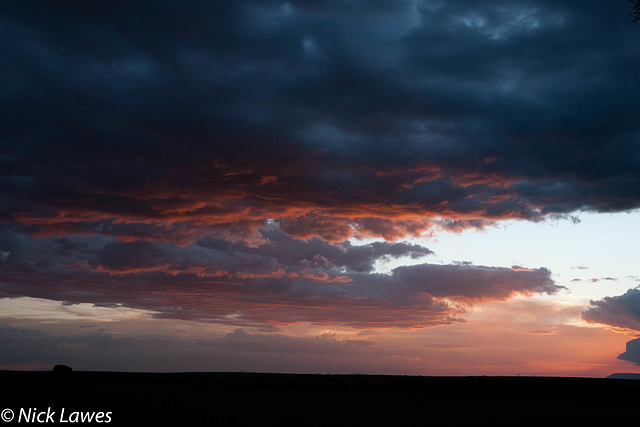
[2,0,640,377]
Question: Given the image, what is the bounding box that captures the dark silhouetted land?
[2,371,640,426]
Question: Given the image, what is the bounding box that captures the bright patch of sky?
[0,298,154,323]
[366,210,640,304]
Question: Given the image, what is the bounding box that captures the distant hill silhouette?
[607,373,640,379]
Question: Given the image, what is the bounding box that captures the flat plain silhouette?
[3,371,640,426]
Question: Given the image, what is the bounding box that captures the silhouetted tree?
[631,0,640,23]
[53,364,73,374]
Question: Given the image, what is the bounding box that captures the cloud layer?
[0,225,559,329]
[1,0,639,243]
[1,1,636,333]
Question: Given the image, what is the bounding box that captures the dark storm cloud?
[581,288,640,331]
[1,0,640,243]
[0,1,632,332]
[0,225,560,328]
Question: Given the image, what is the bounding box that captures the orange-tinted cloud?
[5,151,540,246]
[0,226,560,330]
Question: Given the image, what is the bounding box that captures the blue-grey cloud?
[1,0,639,244]
[618,337,640,365]
[581,288,640,331]
[0,225,559,329]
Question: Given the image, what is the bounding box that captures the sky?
[1,0,640,377]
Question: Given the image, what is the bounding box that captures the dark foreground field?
[2,371,639,426]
